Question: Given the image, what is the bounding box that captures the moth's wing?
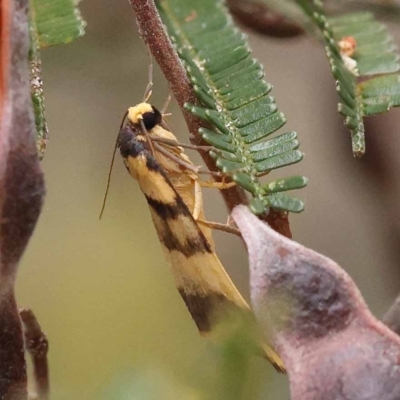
[118,126,284,372]
[149,125,216,249]
[123,146,248,309]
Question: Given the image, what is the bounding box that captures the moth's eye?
[142,112,158,130]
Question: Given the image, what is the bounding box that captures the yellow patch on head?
[128,103,153,124]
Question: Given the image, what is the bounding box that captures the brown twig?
[128,0,248,212]
[0,292,27,399]
[128,0,292,237]
[20,309,49,400]
[261,210,292,239]
[227,0,304,38]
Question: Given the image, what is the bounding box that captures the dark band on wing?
[119,124,157,168]
[118,125,169,175]
[178,289,235,332]
[119,126,142,159]
[146,194,189,221]
[146,196,213,257]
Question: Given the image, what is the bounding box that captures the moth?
[109,97,284,371]
[101,75,284,371]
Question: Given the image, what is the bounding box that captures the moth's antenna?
[99,110,129,220]
[119,110,129,131]
[143,47,153,102]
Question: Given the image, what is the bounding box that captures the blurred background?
[16,0,400,398]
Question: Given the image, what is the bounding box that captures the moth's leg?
[161,93,172,115]
[143,49,153,102]
[199,165,247,177]
[160,94,173,131]
[199,179,236,190]
[153,142,200,174]
[149,134,213,152]
[195,179,239,237]
[226,214,235,227]
[197,170,225,177]
[197,219,241,237]
[192,180,203,221]
[149,136,238,181]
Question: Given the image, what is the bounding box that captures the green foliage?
[30,0,86,48]
[296,1,400,157]
[29,0,86,158]
[360,74,400,113]
[158,0,307,215]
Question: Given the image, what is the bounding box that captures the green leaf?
[31,0,86,48]
[329,12,400,76]
[267,193,305,213]
[263,175,308,194]
[360,74,400,114]
[28,0,86,159]
[296,2,400,157]
[159,0,307,215]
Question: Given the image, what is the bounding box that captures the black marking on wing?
[145,155,160,173]
[146,195,185,220]
[118,124,213,257]
[178,289,235,332]
[118,125,147,159]
[118,125,163,174]
[146,196,213,257]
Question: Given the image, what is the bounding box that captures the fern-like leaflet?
[158,0,307,215]
[296,1,400,157]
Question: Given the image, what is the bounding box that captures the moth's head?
[127,102,162,130]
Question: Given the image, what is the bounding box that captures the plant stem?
[20,309,49,400]
[128,0,292,237]
[128,0,248,212]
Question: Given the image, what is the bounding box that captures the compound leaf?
[297,1,400,157]
[159,0,307,215]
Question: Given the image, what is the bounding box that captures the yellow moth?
[101,76,284,371]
